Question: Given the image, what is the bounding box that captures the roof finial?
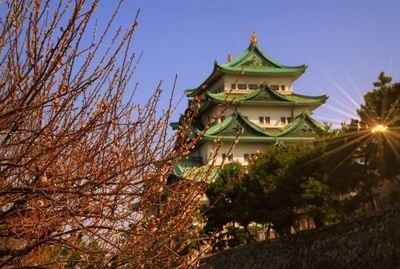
[227,54,233,63]
[250,32,258,46]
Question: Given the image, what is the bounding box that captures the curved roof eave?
[205,86,327,105]
[202,135,316,142]
[186,63,223,97]
[277,112,325,137]
[204,111,272,137]
[215,63,307,75]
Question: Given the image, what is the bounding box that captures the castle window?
[287,117,292,123]
[244,154,250,161]
[281,85,286,91]
[238,84,247,90]
[248,84,257,90]
[231,84,236,89]
[281,117,287,124]
[259,116,264,124]
[265,116,270,124]
[271,85,279,91]
[222,153,233,161]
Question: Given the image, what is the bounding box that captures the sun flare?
[372,124,388,133]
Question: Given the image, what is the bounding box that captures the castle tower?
[171,34,328,172]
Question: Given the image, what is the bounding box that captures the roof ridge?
[204,110,273,137]
[277,112,324,137]
[185,44,308,97]
[291,92,329,99]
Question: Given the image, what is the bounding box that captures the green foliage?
[203,162,246,233]
[357,72,400,178]
[358,72,400,127]
[202,162,252,250]
[202,73,400,251]
[203,135,369,246]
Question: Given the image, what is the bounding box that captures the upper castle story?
[185,32,308,97]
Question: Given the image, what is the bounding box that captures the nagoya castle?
[172,33,328,173]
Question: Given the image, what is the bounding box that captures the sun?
[371,124,388,133]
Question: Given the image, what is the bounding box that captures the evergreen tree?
[358,72,400,127]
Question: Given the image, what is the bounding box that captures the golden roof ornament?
[250,32,258,45]
[227,54,233,63]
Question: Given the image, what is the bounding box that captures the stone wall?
[199,210,400,269]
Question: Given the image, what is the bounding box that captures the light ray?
[377,134,385,175]
[330,97,361,115]
[328,134,373,175]
[386,128,400,139]
[324,104,359,119]
[313,115,346,124]
[383,104,400,126]
[384,134,400,161]
[343,70,364,104]
[323,72,361,110]
[315,129,373,144]
[304,130,372,167]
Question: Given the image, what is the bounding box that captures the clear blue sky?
[93,1,400,126]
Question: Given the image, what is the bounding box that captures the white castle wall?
[201,105,310,129]
[196,141,273,166]
[223,74,294,94]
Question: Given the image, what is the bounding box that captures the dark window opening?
[222,153,233,161]
[238,84,247,90]
[271,85,279,91]
[248,84,258,90]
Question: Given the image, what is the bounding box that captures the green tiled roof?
[202,110,324,142]
[277,111,325,137]
[174,164,220,183]
[284,93,329,104]
[171,107,326,144]
[217,44,306,74]
[205,86,328,106]
[202,136,315,142]
[186,44,307,97]
[204,110,271,138]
